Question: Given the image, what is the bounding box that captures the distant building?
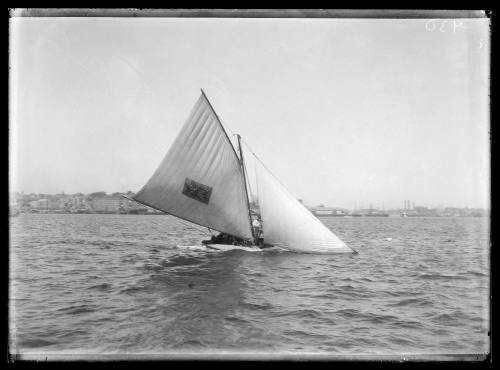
[90,196,122,213]
[49,197,62,210]
[124,198,151,214]
[30,199,49,209]
[311,205,347,216]
[70,193,87,209]
[54,194,73,209]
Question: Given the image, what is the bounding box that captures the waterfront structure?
[29,199,49,210]
[364,209,390,217]
[311,205,348,217]
[9,191,488,217]
[90,196,122,213]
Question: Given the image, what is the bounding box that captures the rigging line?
[237,134,256,242]
[168,213,214,237]
[124,195,213,237]
[241,138,314,211]
[246,166,254,204]
[218,117,241,153]
[237,137,254,203]
[175,219,213,236]
[240,138,294,193]
[219,118,236,137]
[254,153,260,205]
[211,111,255,205]
[242,148,254,204]
[200,89,241,167]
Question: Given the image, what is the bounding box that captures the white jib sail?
[257,165,354,253]
[134,92,253,240]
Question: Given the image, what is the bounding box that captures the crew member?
[252,216,263,245]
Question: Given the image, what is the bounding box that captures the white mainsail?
[133,92,253,240]
[257,165,354,253]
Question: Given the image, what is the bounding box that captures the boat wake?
[176,244,263,253]
[205,244,263,252]
[176,245,209,251]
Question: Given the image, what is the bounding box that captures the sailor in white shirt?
[252,216,263,243]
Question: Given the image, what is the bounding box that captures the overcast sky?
[10,16,490,209]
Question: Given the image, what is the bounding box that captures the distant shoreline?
[10,212,488,218]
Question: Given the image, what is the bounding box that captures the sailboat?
[128,90,355,254]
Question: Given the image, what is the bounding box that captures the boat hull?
[205,244,263,252]
[269,243,356,254]
[203,243,356,254]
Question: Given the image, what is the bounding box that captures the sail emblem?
[182,178,212,204]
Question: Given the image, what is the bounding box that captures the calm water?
[9,214,490,358]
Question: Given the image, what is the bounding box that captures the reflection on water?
[9,214,490,356]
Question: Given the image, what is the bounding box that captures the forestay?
[257,166,354,253]
[134,93,253,240]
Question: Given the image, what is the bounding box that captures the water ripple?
[9,214,490,355]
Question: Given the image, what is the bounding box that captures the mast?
[200,88,254,241]
[237,134,256,243]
